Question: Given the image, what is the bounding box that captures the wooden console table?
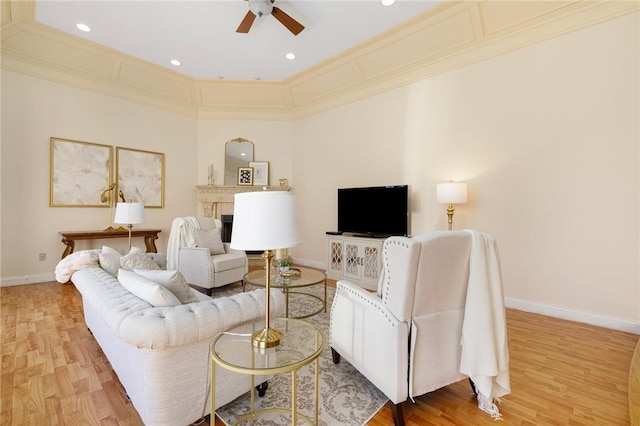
[59,229,161,259]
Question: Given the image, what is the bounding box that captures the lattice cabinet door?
[327,238,344,276]
[343,240,363,281]
[362,243,381,282]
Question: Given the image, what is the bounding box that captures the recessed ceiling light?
[76,23,91,32]
[285,53,296,60]
[170,59,181,66]
[381,0,396,6]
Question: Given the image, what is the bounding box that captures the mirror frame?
[224,138,254,185]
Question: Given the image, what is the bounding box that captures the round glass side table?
[210,317,326,425]
[243,266,327,319]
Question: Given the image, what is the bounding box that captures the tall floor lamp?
[114,202,145,250]
[230,191,302,349]
[437,181,468,230]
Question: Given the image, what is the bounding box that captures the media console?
[326,233,386,291]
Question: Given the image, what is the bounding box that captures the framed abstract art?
[50,137,112,207]
[116,147,164,208]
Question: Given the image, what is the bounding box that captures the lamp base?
[251,327,282,349]
[446,203,455,231]
[104,225,128,232]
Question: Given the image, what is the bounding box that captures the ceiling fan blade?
[236,11,256,33]
[272,7,304,35]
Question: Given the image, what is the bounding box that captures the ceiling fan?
[236,0,305,36]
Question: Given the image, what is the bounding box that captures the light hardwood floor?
[1,281,638,425]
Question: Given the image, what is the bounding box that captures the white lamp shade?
[114,202,145,225]
[437,182,468,204]
[230,191,302,251]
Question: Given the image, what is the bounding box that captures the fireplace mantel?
[196,185,291,218]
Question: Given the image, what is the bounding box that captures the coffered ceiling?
[34,0,440,81]
[3,1,637,118]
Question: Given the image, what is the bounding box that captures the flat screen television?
[337,185,409,237]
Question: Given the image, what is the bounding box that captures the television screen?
[337,185,409,237]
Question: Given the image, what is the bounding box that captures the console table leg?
[61,237,74,259]
[144,235,158,253]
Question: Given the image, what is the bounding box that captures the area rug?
[210,282,388,426]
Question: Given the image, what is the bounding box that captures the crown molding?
[2,0,638,120]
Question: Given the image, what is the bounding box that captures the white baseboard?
[292,258,325,271]
[505,297,640,335]
[4,268,638,335]
[1,273,56,287]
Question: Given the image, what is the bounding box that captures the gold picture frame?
[49,137,113,207]
[249,161,269,186]
[116,147,165,208]
[237,167,254,186]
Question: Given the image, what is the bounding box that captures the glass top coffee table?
[210,317,326,425]
[243,266,327,319]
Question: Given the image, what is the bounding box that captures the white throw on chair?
[329,230,510,425]
[167,216,248,294]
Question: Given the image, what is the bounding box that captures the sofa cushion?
[134,269,198,304]
[118,269,181,307]
[195,228,226,255]
[211,252,247,272]
[121,247,161,271]
[71,266,286,349]
[99,246,122,276]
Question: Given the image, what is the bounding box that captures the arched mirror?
[224,138,254,185]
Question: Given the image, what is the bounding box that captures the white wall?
[1,71,198,282]
[292,13,639,327]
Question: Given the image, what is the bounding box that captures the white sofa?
[71,265,285,426]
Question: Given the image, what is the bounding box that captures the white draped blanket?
[459,229,511,419]
[166,216,200,270]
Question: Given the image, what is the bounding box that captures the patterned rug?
[210,282,388,426]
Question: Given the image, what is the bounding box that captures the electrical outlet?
[39,252,46,261]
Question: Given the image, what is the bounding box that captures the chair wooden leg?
[331,347,340,364]
[391,401,405,426]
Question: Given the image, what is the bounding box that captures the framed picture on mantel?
[249,161,269,186]
[238,167,253,186]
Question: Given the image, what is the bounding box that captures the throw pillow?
[99,246,122,276]
[195,228,226,255]
[118,269,181,307]
[148,252,167,269]
[133,269,198,304]
[121,247,161,271]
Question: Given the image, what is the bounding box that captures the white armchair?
[329,230,510,425]
[167,217,248,295]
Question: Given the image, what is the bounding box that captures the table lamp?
[436,181,467,230]
[114,201,145,249]
[231,191,302,348]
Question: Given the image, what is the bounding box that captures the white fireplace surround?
[196,185,291,219]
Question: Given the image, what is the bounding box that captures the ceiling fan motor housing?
[248,0,273,17]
